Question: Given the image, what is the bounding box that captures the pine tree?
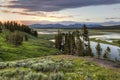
[55,34,58,49]
[64,33,69,54]
[0,22,2,33]
[117,40,120,47]
[6,31,23,46]
[33,31,38,37]
[82,24,89,41]
[82,24,92,56]
[71,32,76,55]
[103,47,111,59]
[2,21,38,37]
[106,46,111,52]
[25,35,28,41]
[96,43,102,58]
[87,43,93,57]
[75,30,84,56]
[103,50,108,58]
[68,32,72,55]
[55,30,63,51]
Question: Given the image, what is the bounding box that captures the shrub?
[49,72,64,80]
[24,72,47,80]
[0,57,73,80]
[6,31,23,46]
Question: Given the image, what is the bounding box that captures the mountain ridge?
[30,23,101,29]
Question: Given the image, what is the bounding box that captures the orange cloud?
[1,10,46,17]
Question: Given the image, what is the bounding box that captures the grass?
[34,29,120,34]
[90,38,120,47]
[0,55,120,80]
[0,30,58,61]
[0,29,120,80]
[88,29,120,35]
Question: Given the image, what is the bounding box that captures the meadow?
[34,29,120,35]
[0,30,58,61]
[0,55,120,80]
[0,28,120,80]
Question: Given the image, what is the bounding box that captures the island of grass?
[90,38,120,47]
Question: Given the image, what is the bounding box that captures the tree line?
[0,21,38,37]
[0,21,38,46]
[55,25,93,56]
[55,25,111,59]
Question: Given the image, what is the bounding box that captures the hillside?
[90,25,120,29]
[0,30,58,61]
[0,55,120,80]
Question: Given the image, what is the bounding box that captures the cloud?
[1,9,72,19]
[105,17,120,20]
[113,8,120,10]
[5,0,120,12]
[85,19,91,21]
[49,15,73,19]
[1,10,46,17]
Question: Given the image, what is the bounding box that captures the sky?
[0,0,120,25]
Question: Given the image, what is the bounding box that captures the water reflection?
[91,41,120,61]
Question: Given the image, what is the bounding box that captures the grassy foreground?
[0,30,58,61]
[0,55,120,80]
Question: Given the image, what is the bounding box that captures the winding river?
[91,42,120,61]
[39,31,120,61]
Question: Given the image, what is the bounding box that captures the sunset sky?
[0,0,120,25]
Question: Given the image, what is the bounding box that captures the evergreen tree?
[96,43,102,58]
[0,22,2,33]
[103,47,111,59]
[82,24,89,41]
[55,25,93,57]
[55,30,63,51]
[33,31,38,37]
[106,46,111,52]
[75,30,84,56]
[87,43,93,57]
[103,50,108,59]
[64,33,69,54]
[68,32,72,55]
[2,21,38,37]
[25,35,28,41]
[117,40,120,47]
[82,24,92,56]
[6,31,23,46]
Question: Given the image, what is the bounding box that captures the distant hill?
[30,23,101,29]
[90,25,120,29]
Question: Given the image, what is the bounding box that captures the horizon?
[0,0,120,25]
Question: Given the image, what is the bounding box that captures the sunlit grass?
[0,30,58,61]
[0,55,120,80]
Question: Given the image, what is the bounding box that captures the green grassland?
[0,30,58,61]
[90,38,120,47]
[0,29,120,80]
[34,29,120,35]
[0,55,120,80]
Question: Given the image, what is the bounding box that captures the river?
[38,31,120,61]
[91,41,120,61]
